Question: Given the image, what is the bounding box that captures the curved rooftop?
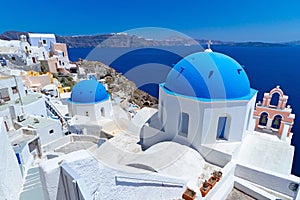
[69,79,108,104]
[164,52,251,100]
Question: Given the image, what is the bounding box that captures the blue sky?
[1,0,300,42]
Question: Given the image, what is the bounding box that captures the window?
[49,129,54,134]
[28,138,39,153]
[0,88,10,101]
[179,112,189,137]
[217,116,227,139]
[43,39,46,44]
[101,108,105,117]
[12,86,18,94]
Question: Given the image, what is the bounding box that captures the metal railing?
[45,99,69,132]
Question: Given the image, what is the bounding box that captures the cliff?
[0,31,198,48]
[56,34,199,48]
[0,30,294,49]
[77,60,158,108]
[0,30,27,40]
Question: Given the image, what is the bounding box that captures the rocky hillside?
[55,34,199,48]
[0,31,199,48]
[77,60,158,108]
[0,30,291,49]
[0,30,28,40]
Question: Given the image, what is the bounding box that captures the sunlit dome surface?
[69,79,108,103]
[164,52,251,99]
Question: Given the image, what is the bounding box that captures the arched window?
[270,92,280,107]
[259,112,268,126]
[101,107,105,117]
[271,115,282,129]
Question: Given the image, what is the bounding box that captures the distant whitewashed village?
[0,33,299,200]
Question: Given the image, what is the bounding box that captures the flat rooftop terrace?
[0,93,43,111]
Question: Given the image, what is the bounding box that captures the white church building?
[140,51,257,166]
[67,77,113,136]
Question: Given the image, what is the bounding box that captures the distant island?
[0,30,298,48]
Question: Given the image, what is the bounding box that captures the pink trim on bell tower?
[253,86,295,141]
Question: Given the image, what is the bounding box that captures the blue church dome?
[164,52,251,99]
[69,79,109,103]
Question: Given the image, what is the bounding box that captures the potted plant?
[212,171,222,182]
[182,187,196,200]
[207,176,217,187]
[200,180,211,197]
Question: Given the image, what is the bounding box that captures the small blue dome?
[69,79,108,103]
[164,52,251,99]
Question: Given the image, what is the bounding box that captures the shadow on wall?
[115,176,184,188]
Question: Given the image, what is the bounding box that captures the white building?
[28,33,56,52]
[0,74,47,129]
[15,115,63,145]
[139,52,257,166]
[67,77,113,136]
[0,35,48,66]
[19,35,49,65]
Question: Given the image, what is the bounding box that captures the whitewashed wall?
[23,96,47,117]
[68,100,112,122]
[36,118,63,145]
[0,117,23,200]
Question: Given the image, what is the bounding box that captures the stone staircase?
[19,167,44,200]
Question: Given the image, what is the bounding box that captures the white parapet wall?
[204,161,236,200]
[0,117,23,200]
[39,150,93,200]
[41,134,100,153]
[235,163,300,198]
[234,177,280,200]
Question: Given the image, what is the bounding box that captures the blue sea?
[68,45,300,176]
